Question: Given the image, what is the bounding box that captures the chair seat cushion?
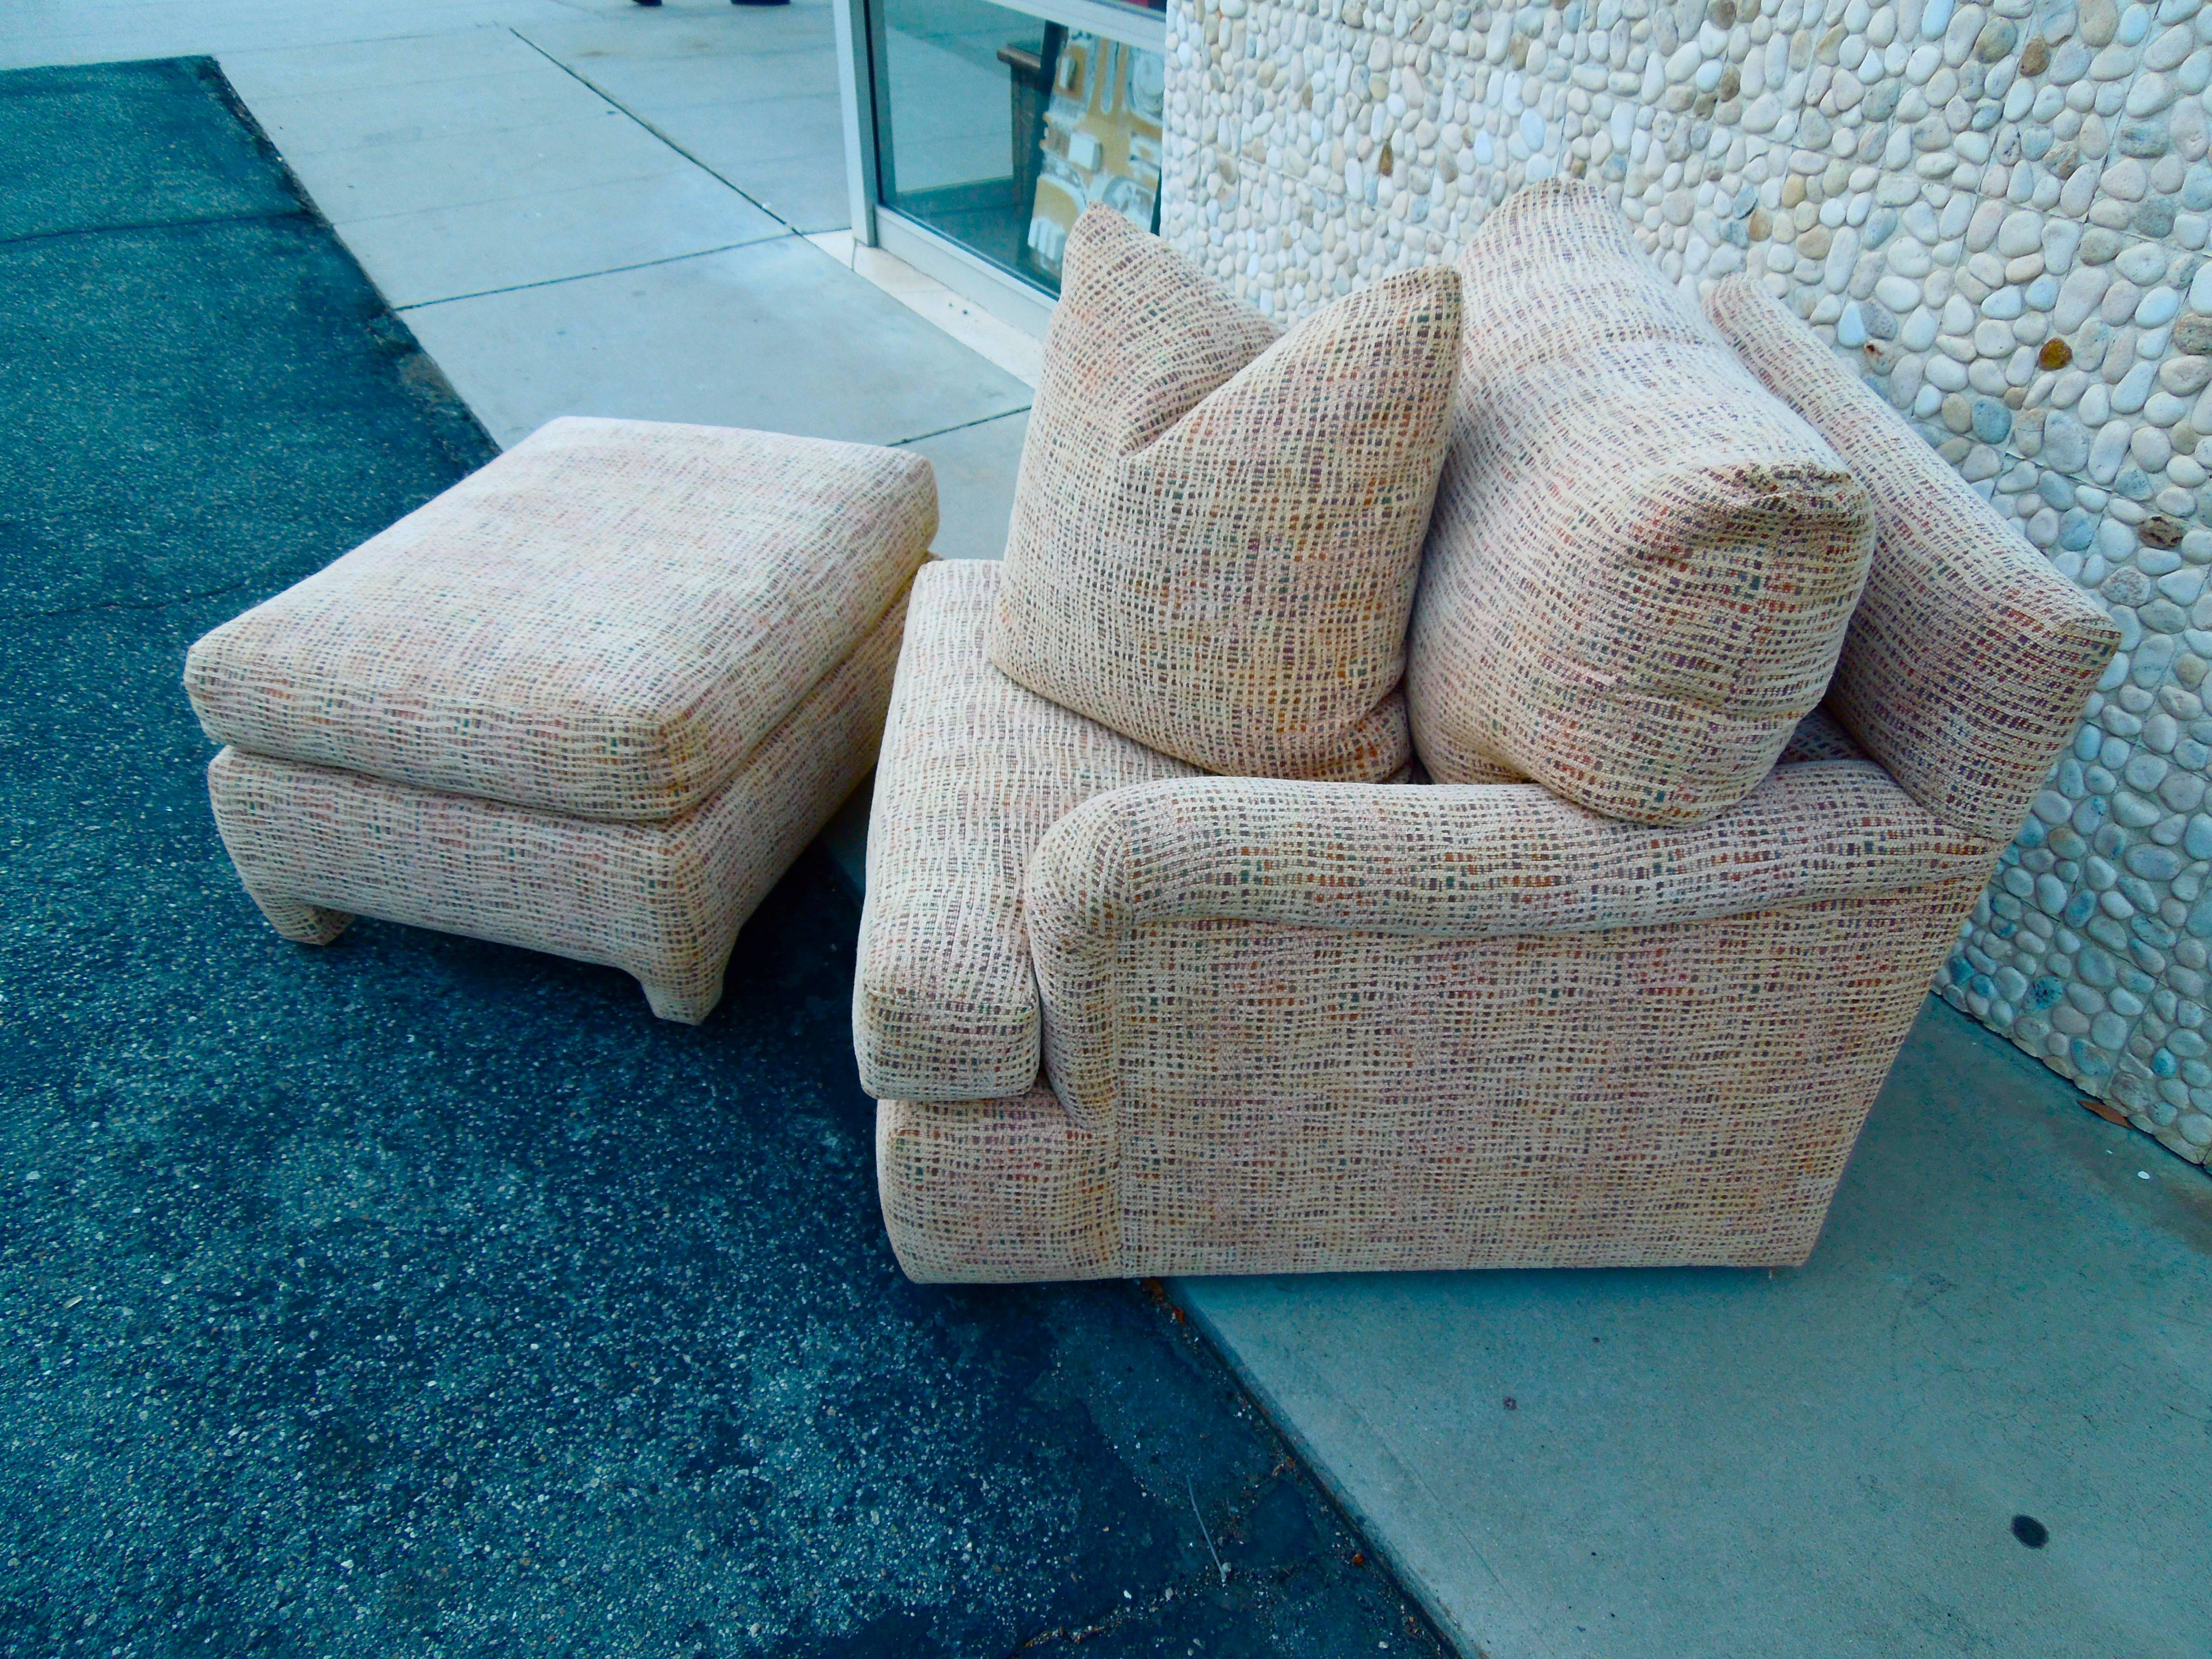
[856,559,1198,1104]
[1407,181,1876,826]
[185,417,935,821]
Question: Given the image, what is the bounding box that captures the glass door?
[864,0,1167,297]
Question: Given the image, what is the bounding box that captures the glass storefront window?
[867,0,1166,295]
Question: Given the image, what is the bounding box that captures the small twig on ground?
[1187,1476,1228,1587]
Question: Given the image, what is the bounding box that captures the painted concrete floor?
[10,2,2212,1654]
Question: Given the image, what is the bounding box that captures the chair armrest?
[1023,762,1994,1124]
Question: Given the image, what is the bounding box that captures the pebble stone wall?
[1158,0,2212,1165]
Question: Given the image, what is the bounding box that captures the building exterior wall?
[1159,0,2212,1164]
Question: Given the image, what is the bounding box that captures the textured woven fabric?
[878,1084,1117,1283]
[1407,180,1876,825]
[856,560,1198,1101]
[1779,706,1866,763]
[879,851,1992,1281]
[209,593,907,1024]
[1706,275,2123,843]
[187,417,935,822]
[988,205,1461,782]
[1022,763,1991,1127]
[873,756,1999,1279]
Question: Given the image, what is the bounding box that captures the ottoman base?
[249,891,354,948]
[209,592,906,1022]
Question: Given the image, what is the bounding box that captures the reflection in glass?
[870,0,1165,294]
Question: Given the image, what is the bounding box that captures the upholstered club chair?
[854,274,2117,1285]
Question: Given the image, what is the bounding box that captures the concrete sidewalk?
[1178,1001,2212,1658]
[2,0,1035,562]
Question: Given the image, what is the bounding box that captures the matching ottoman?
[184,417,935,1022]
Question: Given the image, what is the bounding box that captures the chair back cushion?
[1707,274,2121,842]
[1407,180,1876,825]
[987,205,1461,781]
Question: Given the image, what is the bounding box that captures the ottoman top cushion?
[186,418,935,820]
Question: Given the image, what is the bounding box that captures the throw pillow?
[987,205,1463,781]
[1406,180,1876,824]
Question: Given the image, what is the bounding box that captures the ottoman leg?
[637,964,726,1026]
[244,885,354,946]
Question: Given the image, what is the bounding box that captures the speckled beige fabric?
[988,205,1461,783]
[856,560,1199,1102]
[187,417,935,821]
[864,192,2126,1285]
[1407,180,1876,825]
[1779,706,1866,764]
[1022,764,1992,1128]
[210,593,907,1024]
[877,758,1996,1281]
[1707,275,2122,843]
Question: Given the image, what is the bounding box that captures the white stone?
[2140,285,2185,326]
[2104,156,2151,199]
[2091,42,2143,79]
[2118,241,2171,282]
[2046,218,2084,272]
[2129,71,2179,114]
[2046,409,2094,468]
[2148,387,2195,423]
[2164,353,2212,391]
[2116,359,2159,412]
[1968,198,2009,252]
[1891,237,1936,276]
[2056,264,2115,329]
[1876,271,1924,310]
[1997,210,2044,256]
[2092,416,2136,477]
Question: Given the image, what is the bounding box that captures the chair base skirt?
[208,595,905,1023]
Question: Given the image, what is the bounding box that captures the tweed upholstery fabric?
[878,1084,1116,1282]
[187,417,935,822]
[1021,763,1992,1127]
[856,560,1199,1102]
[209,593,907,1024]
[1407,180,1876,825]
[878,850,1993,1282]
[1779,706,1866,763]
[1707,275,2123,842]
[987,205,1461,782]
